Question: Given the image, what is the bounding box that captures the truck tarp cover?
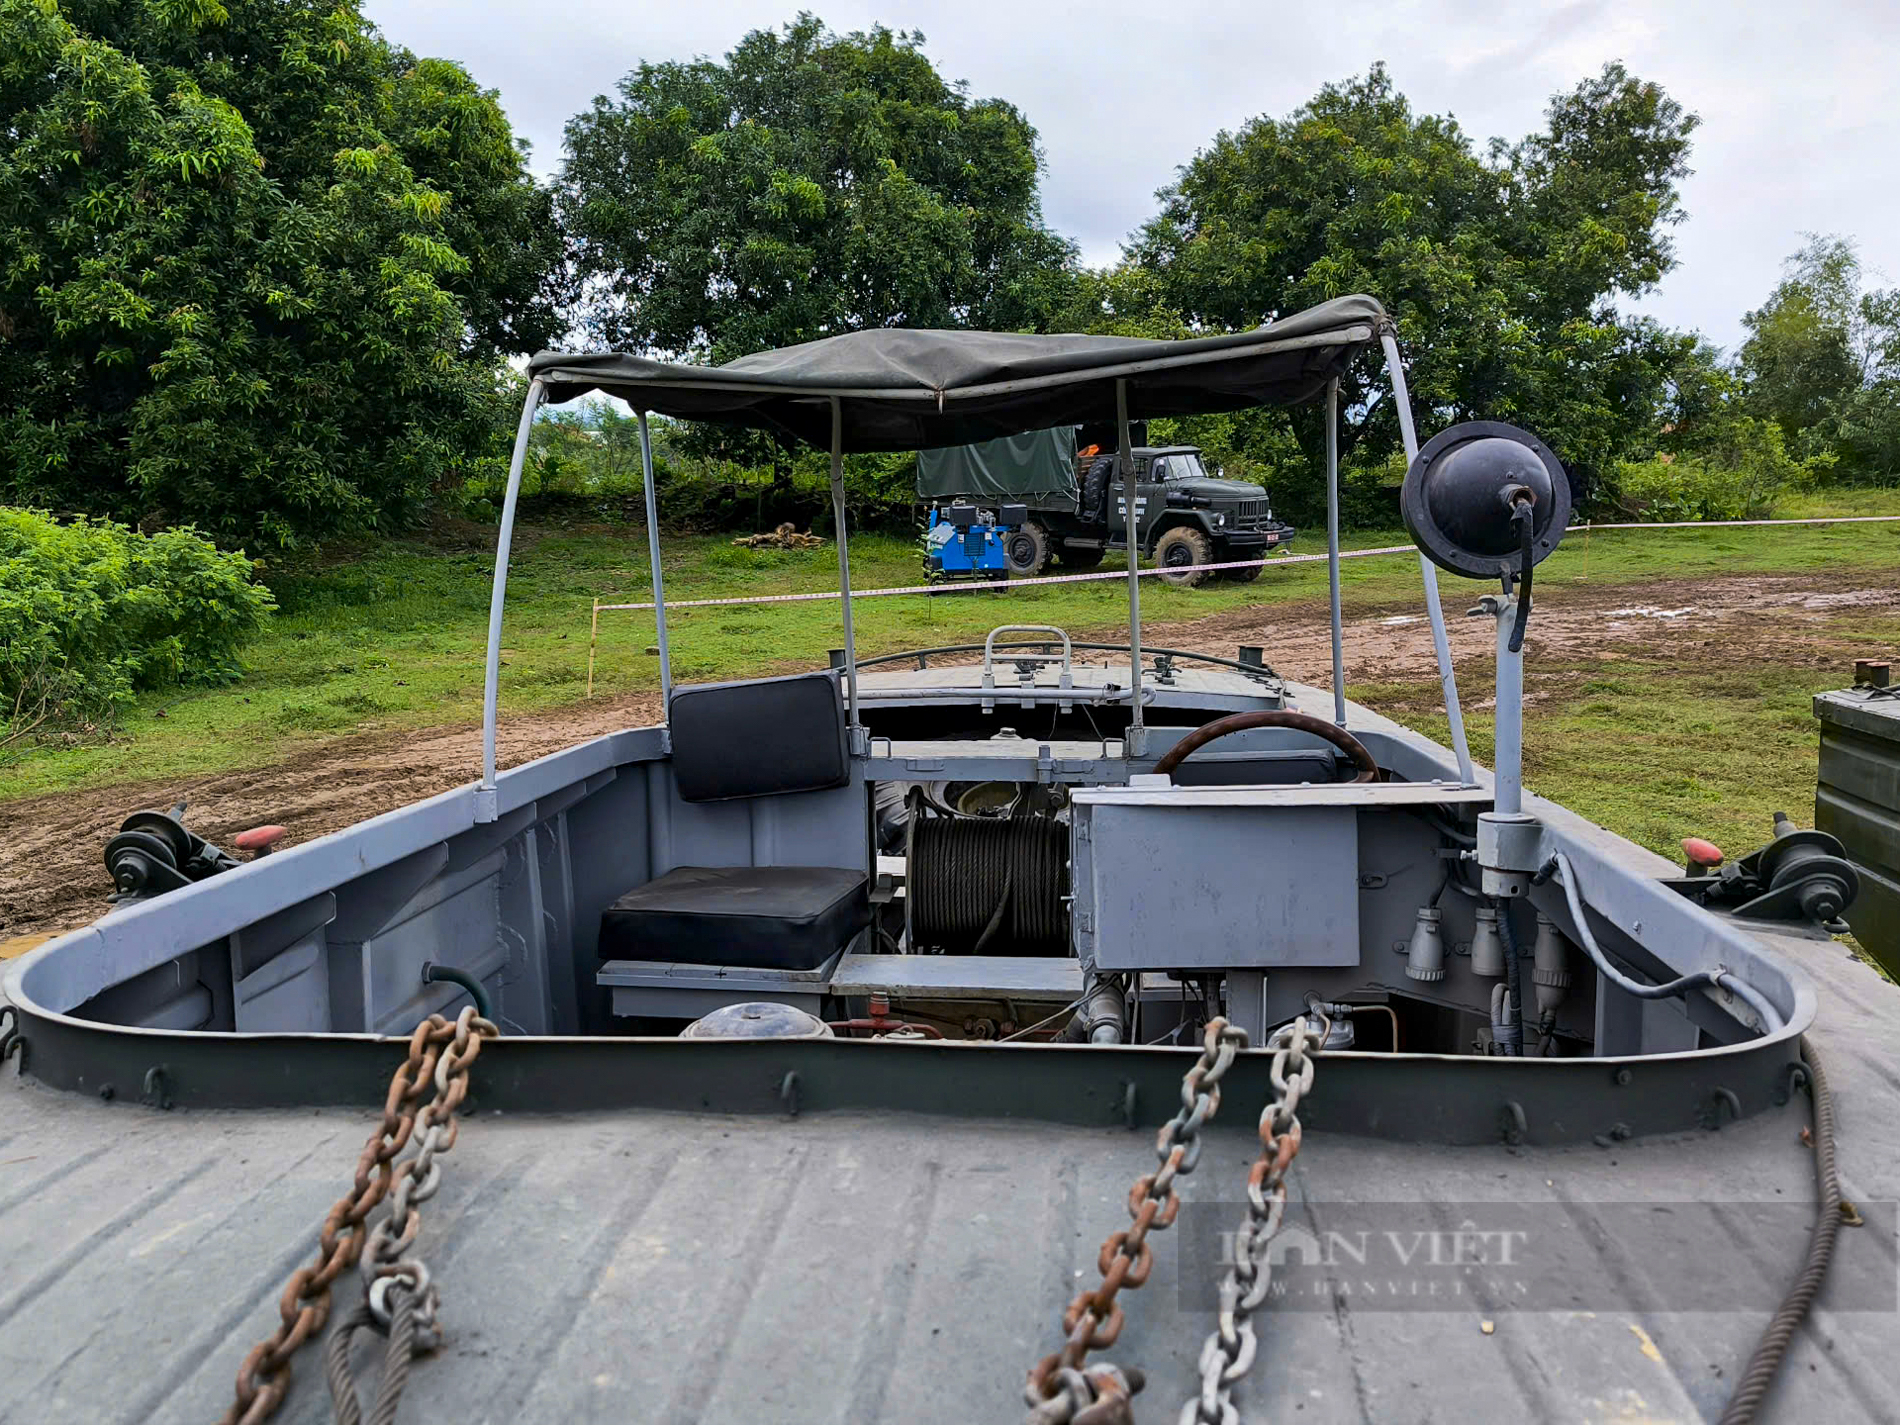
[526,294,1386,454]
[916,427,1077,501]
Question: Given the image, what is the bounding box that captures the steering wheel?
[1151,709,1380,783]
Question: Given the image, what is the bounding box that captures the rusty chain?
[1179,1011,1322,1425]
[1026,1017,1249,1425]
[220,1009,492,1425]
[327,1005,495,1424]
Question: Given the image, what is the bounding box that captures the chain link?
[1025,1017,1249,1424]
[220,1008,494,1425]
[330,1006,495,1423]
[1178,1013,1321,1425]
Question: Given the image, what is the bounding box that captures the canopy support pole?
[637,411,673,713]
[478,376,546,822]
[1117,379,1145,756]
[1326,379,1347,727]
[829,397,864,753]
[1380,332,1474,784]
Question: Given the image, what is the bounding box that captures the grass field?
[3,495,1898,820]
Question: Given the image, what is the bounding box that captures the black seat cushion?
[600,865,869,971]
[668,672,848,802]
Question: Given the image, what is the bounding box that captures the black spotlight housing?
[1401,422,1571,580]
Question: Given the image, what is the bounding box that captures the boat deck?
[3,931,1896,1423]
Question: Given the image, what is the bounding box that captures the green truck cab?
[917,425,1296,587]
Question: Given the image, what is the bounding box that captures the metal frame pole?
[478,376,545,821]
[1379,331,1475,785]
[637,411,672,711]
[1325,379,1347,727]
[1493,600,1524,815]
[828,397,863,751]
[1117,379,1145,755]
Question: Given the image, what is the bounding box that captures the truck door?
[1110,456,1165,552]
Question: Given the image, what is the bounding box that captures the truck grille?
[1232,499,1270,528]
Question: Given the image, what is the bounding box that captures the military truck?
[917,423,1296,586]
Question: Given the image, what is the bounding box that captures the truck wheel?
[1154,527,1213,587]
[1059,543,1105,570]
[1221,559,1263,583]
[1005,520,1050,577]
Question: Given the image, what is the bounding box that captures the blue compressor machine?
[923,502,1027,581]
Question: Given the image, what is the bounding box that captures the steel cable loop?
[324,1287,420,1425]
[911,816,1068,953]
[1718,1039,1845,1425]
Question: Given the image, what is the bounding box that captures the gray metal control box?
[1070,785,1361,971]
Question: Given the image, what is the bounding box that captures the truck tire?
[1059,543,1105,570]
[1154,526,1214,587]
[1081,455,1116,524]
[1221,556,1264,583]
[1005,520,1050,577]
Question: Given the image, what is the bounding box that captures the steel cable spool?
[909,815,1069,954]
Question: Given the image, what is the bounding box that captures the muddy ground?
[3,570,1894,943]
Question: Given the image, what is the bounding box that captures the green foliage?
[1737,237,1900,484]
[1605,417,1825,521]
[1109,62,1697,510]
[1739,236,1867,441]
[0,507,273,739]
[559,15,1078,364]
[0,0,564,546]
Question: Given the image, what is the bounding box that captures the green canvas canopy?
[916,426,1077,501]
[525,295,1387,454]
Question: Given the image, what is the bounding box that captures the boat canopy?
[525,294,1387,452]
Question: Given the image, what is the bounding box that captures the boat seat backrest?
[667,671,850,803]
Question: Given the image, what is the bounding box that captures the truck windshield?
[1152,452,1207,481]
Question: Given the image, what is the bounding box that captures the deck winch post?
[829,396,864,751]
[478,375,546,821]
[1117,378,1145,755]
[1380,331,1475,785]
[637,410,674,711]
[1326,378,1347,727]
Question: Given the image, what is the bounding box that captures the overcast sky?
[368,0,1898,353]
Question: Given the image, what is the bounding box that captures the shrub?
[0,510,274,741]
[1605,417,1828,521]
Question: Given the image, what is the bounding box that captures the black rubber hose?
[422,963,491,1021]
[1508,499,1533,653]
[1718,1039,1843,1425]
[1497,899,1528,1056]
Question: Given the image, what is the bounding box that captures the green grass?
[3,490,1898,802]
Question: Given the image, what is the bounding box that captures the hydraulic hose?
[1547,851,1782,1034]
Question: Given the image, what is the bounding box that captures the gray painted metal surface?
[2,912,1895,1425]
[2,672,1823,1141]
[1815,688,1900,974]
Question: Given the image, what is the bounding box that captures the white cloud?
[367,0,1900,351]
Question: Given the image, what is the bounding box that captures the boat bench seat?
[599,865,870,972]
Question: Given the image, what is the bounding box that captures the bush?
[1606,417,1826,521]
[0,510,274,741]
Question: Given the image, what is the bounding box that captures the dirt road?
[3,570,1893,944]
